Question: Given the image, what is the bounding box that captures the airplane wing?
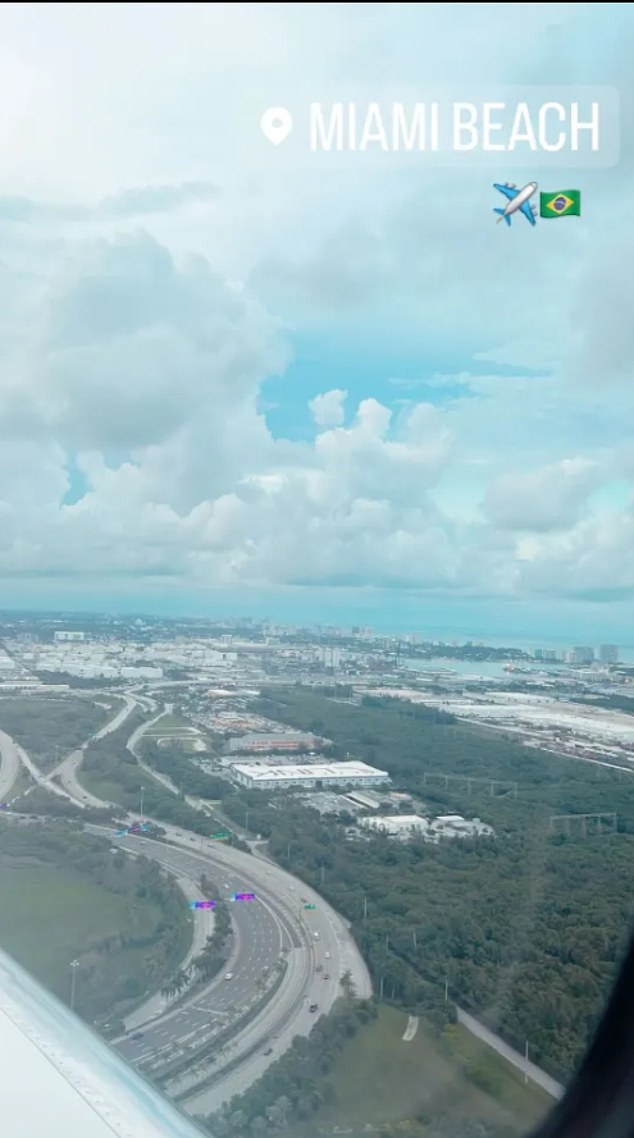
[519,199,537,226]
[493,183,518,201]
[0,945,209,1138]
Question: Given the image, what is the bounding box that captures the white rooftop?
[362,814,428,832]
[231,760,389,782]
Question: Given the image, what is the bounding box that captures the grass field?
[181,737,209,753]
[81,761,168,808]
[0,858,189,1016]
[4,763,32,800]
[0,696,111,771]
[143,714,198,737]
[80,769,129,805]
[91,696,125,715]
[300,1005,551,1137]
[0,862,136,991]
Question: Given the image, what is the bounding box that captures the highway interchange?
[0,687,372,1116]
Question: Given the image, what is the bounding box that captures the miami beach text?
[309,102,602,153]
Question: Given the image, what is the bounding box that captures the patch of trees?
[205,997,378,1138]
[311,684,354,698]
[191,900,232,981]
[245,688,634,1081]
[576,694,634,716]
[30,672,120,689]
[82,727,250,850]
[162,874,233,1000]
[140,740,229,799]
[0,824,189,1021]
[0,695,112,770]
[10,784,113,824]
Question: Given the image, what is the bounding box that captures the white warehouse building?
[231,760,390,791]
[361,813,495,843]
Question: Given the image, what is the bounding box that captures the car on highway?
[130,1031,144,1041]
[263,1046,273,1056]
[224,972,233,981]
[309,1003,318,1013]
[315,964,323,972]
[325,951,331,959]
[313,931,319,939]
[323,973,330,980]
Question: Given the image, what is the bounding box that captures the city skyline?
[0,603,630,663]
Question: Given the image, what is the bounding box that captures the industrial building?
[361,812,495,843]
[230,760,390,790]
[361,814,429,839]
[343,790,383,810]
[228,731,321,754]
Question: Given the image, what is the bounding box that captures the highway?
[0,728,79,805]
[0,732,20,802]
[1,692,142,810]
[91,823,371,1112]
[0,685,569,1109]
[0,687,372,1111]
[48,693,141,808]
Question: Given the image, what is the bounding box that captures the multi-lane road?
[0,732,21,802]
[0,688,372,1114]
[94,821,371,1113]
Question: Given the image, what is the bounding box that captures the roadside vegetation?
[138,738,229,799]
[205,998,549,1138]
[228,687,634,1085]
[81,719,249,850]
[161,873,232,1000]
[0,695,112,771]
[142,712,198,737]
[0,820,191,1025]
[7,682,619,1136]
[10,783,113,823]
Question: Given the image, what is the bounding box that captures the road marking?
[191,1005,230,1018]
[402,1015,419,1042]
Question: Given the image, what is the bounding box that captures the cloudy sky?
[0,2,632,643]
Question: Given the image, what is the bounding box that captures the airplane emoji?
[493,181,538,227]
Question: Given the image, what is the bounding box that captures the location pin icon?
[260,107,293,146]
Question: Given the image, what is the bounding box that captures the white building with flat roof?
[231,760,390,791]
[362,814,429,839]
[361,812,495,843]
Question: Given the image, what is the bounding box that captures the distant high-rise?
[569,646,594,665]
[599,644,619,664]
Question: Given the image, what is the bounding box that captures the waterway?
[402,657,632,680]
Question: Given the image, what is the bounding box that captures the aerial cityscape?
[1,608,633,1136]
[0,3,631,1138]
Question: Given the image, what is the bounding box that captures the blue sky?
[0,3,632,642]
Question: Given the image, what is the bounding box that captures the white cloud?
[512,501,634,600]
[0,4,630,617]
[482,458,605,532]
[309,389,347,428]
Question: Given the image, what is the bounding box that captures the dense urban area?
[1,610,633,1138]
